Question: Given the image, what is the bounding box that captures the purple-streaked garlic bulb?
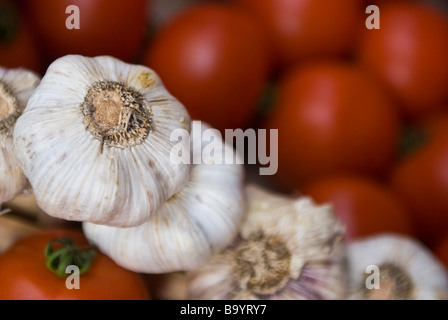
[186,184,347,300]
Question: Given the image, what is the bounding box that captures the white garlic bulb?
[0,67,40,204]
[347,233,448,300]
[186,184,347,300]
[13,55,191,227]
[83,121,246,273]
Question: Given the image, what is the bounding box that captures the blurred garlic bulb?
[0,67,40,204]
[0,214,40,253]
[13,55,191,227]
[347,233,448,300]
[83,121,246,273]
[187,184,347,300]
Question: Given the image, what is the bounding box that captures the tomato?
[301,175,415,242]
[235,0,363,70]
[21,0,149,66]
[390,111,448,247]
[0,228,150,300]
[0,0,43,73]
[357,1,448,119]
[433,233,448,270]
[414,109,448,140]
[262,61,402,191]
[144,2,271,133]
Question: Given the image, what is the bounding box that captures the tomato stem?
[45,237,96,279]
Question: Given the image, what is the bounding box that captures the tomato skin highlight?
[263,61,401,191]
[301,175,415,242]
[357,1,448,119]
[0,229,150,300]
[144,2,271,133]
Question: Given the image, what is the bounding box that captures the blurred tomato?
[235,0,363,70]
[390,111,448,247]
[144,2,271,132]
[433,233,448,269]
[357,1,448,119]
[301,175,415,242]
[0,0,42,73]
[263,61,401,191]
[22,0,149,65]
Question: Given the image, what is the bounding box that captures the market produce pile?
[0,0,448,300]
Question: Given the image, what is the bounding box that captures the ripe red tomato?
[390,111,448,247]
[414,109,448,140]
[0,0,43,73]
[235,0,363,70]
[0,228,150,300]
[301,175,415,242]
[262,61,402,191]
[144,2,271,133]
[21,0,149,65]
[357,1,448,119]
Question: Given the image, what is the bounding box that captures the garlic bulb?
[83,121,246,273]
[186,184,347,300]
[0,67,40,204]
[347,233,448,300]
[13,55,191,227]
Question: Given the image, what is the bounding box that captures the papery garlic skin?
[13,55,191,227]
[347,233,448,300]
[83,122,246,273]
[187,185,347,300]
[0,67,40,204]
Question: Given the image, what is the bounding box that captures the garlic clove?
[186,184,348,300]
[347,233,448,300]
[0,67,40,204]
[13,55,191,227]
[83,121,246,273]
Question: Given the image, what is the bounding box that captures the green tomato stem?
[45,237,97,279]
